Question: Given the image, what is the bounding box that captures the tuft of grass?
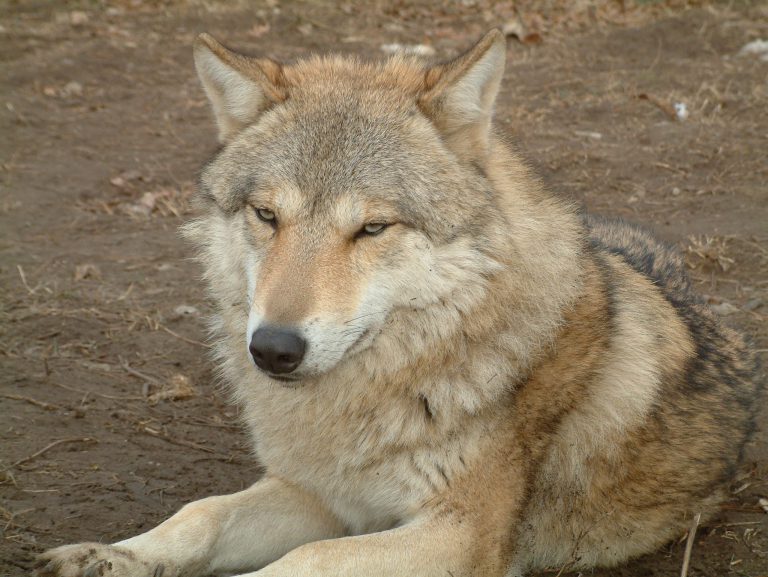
[686,235,736,273]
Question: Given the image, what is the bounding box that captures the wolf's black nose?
[249,326,306,375]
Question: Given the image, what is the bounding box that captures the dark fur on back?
[587,214,760,484]
[586,214,691,298]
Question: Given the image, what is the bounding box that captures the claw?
[152,564,165,577]
[83,560,109,577]
[35,559,62,577]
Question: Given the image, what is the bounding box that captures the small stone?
[248,23,270,38]
[62,81,83,97]
[574,130,603,140]
[70,11,89,26]
[110,176,126,188]
[502,17,526,40]
[127,191,157,216]
[120,169,143,182]
[743,298,763,312]
[739,39,768,62]
[380,43,435,57]
[172,305,200,319]
[382,22,404,33]
[74,263,101,281]
[710,302,739,316]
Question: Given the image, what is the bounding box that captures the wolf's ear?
[419,29,506,160]
[194,33,287,142]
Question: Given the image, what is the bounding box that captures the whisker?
[343,309,387,325]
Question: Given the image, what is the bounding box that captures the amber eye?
[357,223,388,238]
[255,208,276,224]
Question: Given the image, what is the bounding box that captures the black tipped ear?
[419,29,506,160]
[193,33,287,142]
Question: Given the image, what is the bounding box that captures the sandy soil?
[1,1,766,576]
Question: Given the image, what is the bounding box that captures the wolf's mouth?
[262,326,376,385]
[268,374,301,383]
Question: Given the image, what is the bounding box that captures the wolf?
[36,29,759,577]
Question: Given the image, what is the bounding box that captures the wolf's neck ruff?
[343,148,586,415]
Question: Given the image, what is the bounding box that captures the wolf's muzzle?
[249,325,306,375]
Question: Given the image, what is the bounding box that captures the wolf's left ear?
[194,33,287,142]
[419,29,506,160]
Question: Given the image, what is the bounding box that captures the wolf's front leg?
[34,476,346,577]
[249,513,510,577]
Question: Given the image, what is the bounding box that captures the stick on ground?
[10,437,97,468]
[680,512,702,577]
[0,394,61,411]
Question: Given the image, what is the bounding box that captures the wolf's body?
[36,30,758,577]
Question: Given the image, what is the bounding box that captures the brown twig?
[119,358,163,387]
[1,506,36,532]
[49,380,144,401]
[137,425,215,454]
[719,503,766,513]
[705,520,763,528]
[637,93,677,121]
[680,512,701,577]
[160,325,211,349]
[0,393,61,411]
[17,265,36,294]
[180,417,240,431]
[11,437,97,468]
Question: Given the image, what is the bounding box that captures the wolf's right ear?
[194,33,287,142]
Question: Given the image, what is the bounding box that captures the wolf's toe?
[34,558,63,577]
[32,543,154,577]
[82,560,111,577]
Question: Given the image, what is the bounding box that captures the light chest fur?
[222,313,509,534]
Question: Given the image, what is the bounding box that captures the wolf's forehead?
[238,100,433,198]
[203,81,461,226]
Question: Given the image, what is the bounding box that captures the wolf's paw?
[33,543,166,577]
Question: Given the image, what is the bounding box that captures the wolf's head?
[186,31,580,387]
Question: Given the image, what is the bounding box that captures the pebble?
[70,11,89,26]
[172,305,200,318]
[380,43,436,57]
[63,81,83,97]
[710,302,740,316]
[743,298,763,312]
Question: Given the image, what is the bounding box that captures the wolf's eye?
[255,208,276,225]
[357,223,388,238]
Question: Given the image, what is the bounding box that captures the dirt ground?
[1,1,766,575]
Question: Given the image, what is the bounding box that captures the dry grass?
[686,235,736,272]
[76,181,195,219]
